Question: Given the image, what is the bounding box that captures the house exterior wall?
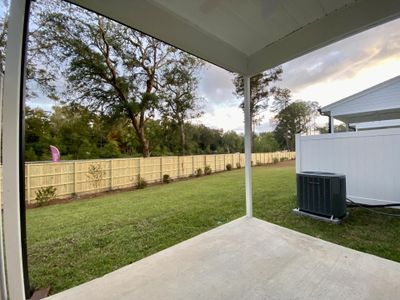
[296,128,400,205]
[322,76,400,117]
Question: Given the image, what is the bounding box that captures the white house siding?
[296,127,400,205]
[322,76,400,117]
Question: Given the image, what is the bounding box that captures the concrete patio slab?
[46,217,400,300]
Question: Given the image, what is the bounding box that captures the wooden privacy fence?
[16,151,294,204]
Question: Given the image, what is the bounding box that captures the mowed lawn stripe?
[27,161,400,295]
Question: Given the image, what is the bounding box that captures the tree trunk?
[179,121,185,156]
[138,127,150,157]
[142,139,150,157]
[126,111,150,157]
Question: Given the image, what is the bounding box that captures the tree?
[33,0,183,157]
[317,123,348,134]
[0,11,7,75]
[273,101,315,151]
[306,101,320,135]
[253,132,279,153]
[50,104,101,160]
[233,67,283,149]
[0,5,55,100]
[221,131,243,153]
[25,106,53,160]
[159,53,204,155]
[270,87,292,113]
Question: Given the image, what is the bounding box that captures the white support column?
[3,0,29,299]
[243,76,253,218]
[329,115,334,134]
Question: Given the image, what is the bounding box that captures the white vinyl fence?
[296,128,400,205]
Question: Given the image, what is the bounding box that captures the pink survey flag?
[49,145,60,162]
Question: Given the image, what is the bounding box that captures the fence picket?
[14,151,294,204]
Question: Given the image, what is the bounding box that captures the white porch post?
[329,115,334,134]
[244,76,253,218]
[3,0,29,299]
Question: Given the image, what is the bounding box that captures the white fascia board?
[321,75,400,113]
[247,0,400,76]
[68,0,248,74]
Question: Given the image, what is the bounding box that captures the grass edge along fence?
[19,151,295,204]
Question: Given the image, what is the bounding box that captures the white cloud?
[197,17,400,132]
[193,104,244,132]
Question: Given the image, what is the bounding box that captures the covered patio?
[2,0,400,299]
[46,218,400,300]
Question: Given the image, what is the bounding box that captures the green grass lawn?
[27,161,400,294]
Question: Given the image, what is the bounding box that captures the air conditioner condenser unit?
[294,171,347,224]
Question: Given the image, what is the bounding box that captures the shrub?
[256,161,262,166]
[136,176,147,189]
[35,186,57,206]
[280,157,288,162]
[236,162,242,169]
[204,165,212,175]
[273,157,279,164]
[226,163,232,171]
[86,163,105,189]
[195,168,203,177]
[163,174,171,184]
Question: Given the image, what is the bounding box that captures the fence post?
[26,164,30,204]
[138,158,141,179]
[160,157,163,182]
[214,155,217,173]
[204,155,206,170]
[73,161,77,194]
[177,156,180,178]
[109,160,113,190]
[223,154,226,170]
[192,156,194,175]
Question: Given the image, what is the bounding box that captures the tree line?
[1,0,320,160]
[25,104,281,161]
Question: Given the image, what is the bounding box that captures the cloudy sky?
[21,4,400,134]
[195,17,400,133]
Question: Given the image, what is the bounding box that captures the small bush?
[280,157,288,162]
[226,163,232,171]
[35,186,57,206]
[86,163,105,189]
[163,174,171,184]
[236,162,242,169]
[273,157,279,164]
[204,165,212,175]
[251,161,254,167]
[195,168,203,177]
[256,161,262,166]
[136,176,147,189]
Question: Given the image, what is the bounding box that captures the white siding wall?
[330,80,400,116]
[296,128,400,205]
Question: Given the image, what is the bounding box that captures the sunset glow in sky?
[20,2,400,134]
[195,17,400,133]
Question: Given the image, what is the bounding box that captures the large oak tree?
[33,0,200,157]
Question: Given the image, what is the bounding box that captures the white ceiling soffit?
[334,108,400,124]
[68,0,400,76]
